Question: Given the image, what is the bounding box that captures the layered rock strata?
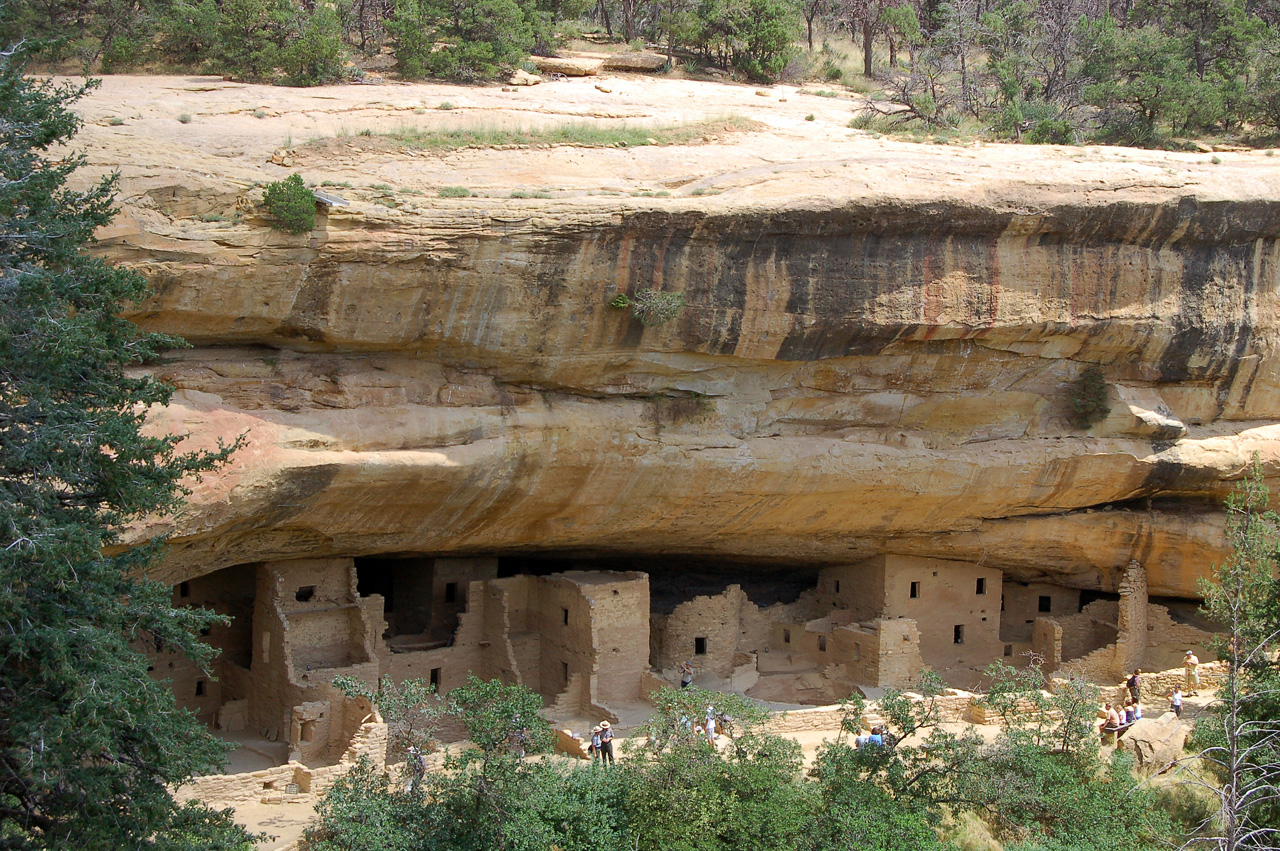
[70,76,1280,597]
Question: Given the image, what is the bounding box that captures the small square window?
[695,637,708,655]
[976,578,986,595]
[295,586,315,603]
[178,581,190,598]
[430,667,441,688]
[1004,644,1013,657]
[444,582,458,604]
[1038,595,1052,613]
[195,679,206,697]
[953,625,965,644]
[817,635,827,652]
[909,581,920,599]
[783,628,791,644]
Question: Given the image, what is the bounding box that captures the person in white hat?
[599,720,615,765]
[589,726,603,763]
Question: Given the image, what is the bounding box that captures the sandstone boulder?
[1120,714,1189,771]
[602,52,669,72]
[508,68,541,86]
[530,56,602,76]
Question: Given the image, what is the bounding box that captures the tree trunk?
[888,37,897,67]
[863,19,873,76]
[597,0,612,37]
[807,15,815,51]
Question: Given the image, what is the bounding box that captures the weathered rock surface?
[67,76,1280,591]
[530,56,602,76]
[601,52,669,72]
[1120,714,1190,771]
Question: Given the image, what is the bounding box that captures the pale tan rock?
[595,83,612,93]
[531,56,602,76]
[508,69,541,86]
[602,52,668,72]
[1120,715,1190,771]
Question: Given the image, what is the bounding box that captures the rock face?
[69,76,1280,593]
[1121,714,1191,771]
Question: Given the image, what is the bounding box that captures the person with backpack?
[1127,669,1142,704]
[599,720,615,766]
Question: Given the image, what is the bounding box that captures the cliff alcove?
[74,74,1274,776]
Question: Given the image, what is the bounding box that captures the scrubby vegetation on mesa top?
[11,0,1280,144]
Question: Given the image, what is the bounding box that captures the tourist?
[1184,650,1200,696]
[854,729,872,748]
[705,709,717,744]
[1127,669,1141,703]
[407,745,425,792]
[1133,700,1142,720]
[1123,700,1135,725]
[680,660,694,689]
[1171,686,1183,718]
[590,725,603,763]
[599,720,615,766]
[868,726,884,747]
[1104,703,1121,729]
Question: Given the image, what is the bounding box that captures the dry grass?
[304,115,761,154]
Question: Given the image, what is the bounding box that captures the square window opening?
[300,720,315,743]
[694,637,708,655]
[953,625,965,644]
[909,581,920,599]
[783,628,791,644]
[1004,644,1014,657]
[818,635,827,652]
[444,582,458,604]
[430,667,441,688]
[1038,595,1052,613]
[178,581,190,598]
[295,585,315,603]
[976,577,986,595]
[194,679,206,697]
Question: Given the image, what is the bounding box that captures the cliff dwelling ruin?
[151,551,1218,772]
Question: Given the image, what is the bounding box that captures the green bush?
[261,173,316,233]
[438,186,471,197]
[1067,365,1110,429]
[628,290,686,326]
[277,3,348,85]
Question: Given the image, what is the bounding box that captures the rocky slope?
[72,75,1280,596]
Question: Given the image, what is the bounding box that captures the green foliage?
[276,2,348,85]
[413,0,534,81]
[1067,365,1110,429]
[627,289,686,326]
[262,173,316,233]
[0,52,250,849]
[438,185,471,197]
[447,675,555,762]
[332,675,445,762]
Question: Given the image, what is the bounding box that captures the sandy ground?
[62,72,1280,214]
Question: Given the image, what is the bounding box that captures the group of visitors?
[1100,655,1200,735]
[854,726,886,748]
[588,720,615,765]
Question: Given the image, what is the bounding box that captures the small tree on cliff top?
[0,50,249,849]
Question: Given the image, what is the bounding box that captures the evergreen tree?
[0,51,249,849]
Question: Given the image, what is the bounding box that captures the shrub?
[438,186,471,197]
[261,173,316,233]
[628,289,686,326]
[805,113,815,121]
[276,3,348,86]
[177,113,192,124]
[1067,365,1110,428]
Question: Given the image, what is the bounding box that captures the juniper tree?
[0,50,249,849]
